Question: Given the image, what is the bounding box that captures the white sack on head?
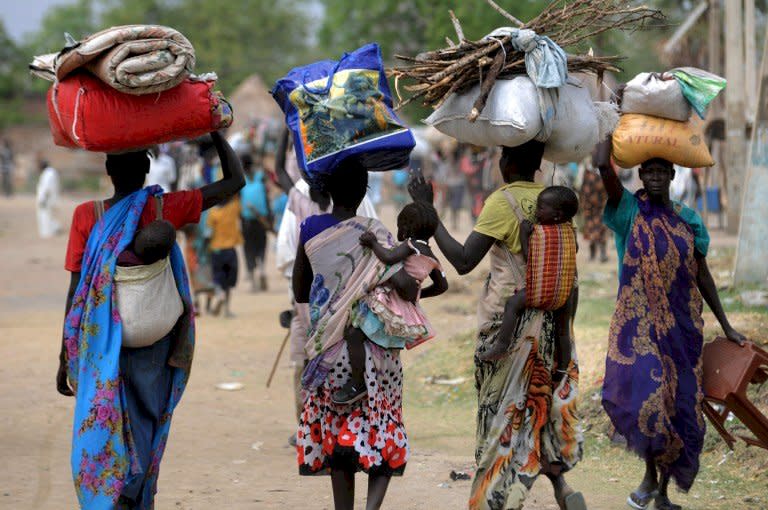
[542,79,600,163]
[425,76,542,147]
[594,101,620,142]
[621,72,691,122]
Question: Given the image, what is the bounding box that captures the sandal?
[627,489,658,510]
[331,382,367,405]
[563,491,587,510]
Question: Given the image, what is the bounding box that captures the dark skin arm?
[274,128,295,194]
[359,231,414,265]
[594,139,623,208]
[408,173,495,274]
[200,131,246,211]
[552,287,578,383]
[293,241,313,303]
[420,268,449,299]
[57,271,80,396]
[520,220,534,262]
[595,84,625,208]
[359,232,448,299]
[695,254,747,345]
[293,240,420,304]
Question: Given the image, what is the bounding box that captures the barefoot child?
[206,194,243,317]
[480,186,578,381]
[332,201,448,404]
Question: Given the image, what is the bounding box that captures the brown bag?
[612,113,714,168]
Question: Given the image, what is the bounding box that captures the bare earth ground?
[1,194,766,510]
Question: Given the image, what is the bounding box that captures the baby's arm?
[520,220,534,261]
[359,231,414,265]
[420,268,448,299]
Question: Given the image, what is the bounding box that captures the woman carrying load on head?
[292,159,420,510]
[57,131,244,510]
[579,155,609,263]
[594,137,746,510]
[409,140,585,510]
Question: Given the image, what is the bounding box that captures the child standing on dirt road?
[207,193,243,317]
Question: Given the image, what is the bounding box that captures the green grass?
[400,251,768,508]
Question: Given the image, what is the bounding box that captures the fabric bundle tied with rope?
[425,28,618,163]
[31,24,234,153]
[31,24,196,95]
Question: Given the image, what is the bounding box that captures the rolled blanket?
[31,25,195,95]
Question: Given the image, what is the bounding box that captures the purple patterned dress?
[602,190,707,491]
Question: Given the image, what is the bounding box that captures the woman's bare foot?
[547,473,585,510]
[654,493,681,510]
[555,483,574,510]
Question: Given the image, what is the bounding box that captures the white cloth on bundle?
[671,165,697,209]
[146,152,177,192]
[36,166,61,238]
[275,178,378,279]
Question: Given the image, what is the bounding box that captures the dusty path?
[0,194,650,509]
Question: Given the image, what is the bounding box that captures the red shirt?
[65,190,203,272]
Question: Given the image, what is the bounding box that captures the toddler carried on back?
[332,201,448,404]
[117,219,176,266]
[480,186,579,383]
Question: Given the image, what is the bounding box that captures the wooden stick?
[266,330,291,388]
[485,0,525,27]
[469,49,506,122]
[449,10,465,41]
[428,36,510,83]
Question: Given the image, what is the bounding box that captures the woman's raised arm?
[408,172,494,274]
[200,131,246,211]
[594,140,623,208]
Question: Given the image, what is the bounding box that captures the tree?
[21,0,312,95]
[97,0,312,93]
[318,0,548,63]
[23,0,97,55]
[22,0,97,94]
[0,21,26,129]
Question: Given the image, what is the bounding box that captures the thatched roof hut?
[227,74,282,134]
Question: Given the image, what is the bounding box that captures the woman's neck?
[331,205,357,221]
[505,172,536,184]
[106,189,137,205]
[646,190,672,207]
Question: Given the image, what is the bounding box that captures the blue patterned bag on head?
[272,43,415,184]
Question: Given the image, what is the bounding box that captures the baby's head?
[396,201,439,242]
[535,186,579,225]
[134,220,176,264]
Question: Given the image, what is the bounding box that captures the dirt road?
[0,194,680,509]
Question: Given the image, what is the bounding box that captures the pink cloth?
[404,252,440,284]
[366,247,441,349]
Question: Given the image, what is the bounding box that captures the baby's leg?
[478,291,526,361]
[552,288,577,381]
[345,326,366,387]
[332,326,368,405]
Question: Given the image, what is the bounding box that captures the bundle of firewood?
[391,0,664,118]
